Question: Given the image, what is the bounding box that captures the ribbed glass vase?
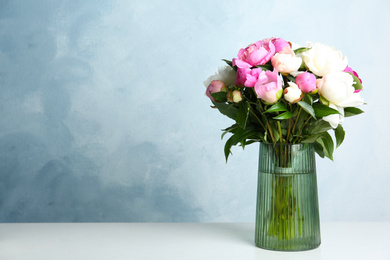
[255,142,321,251]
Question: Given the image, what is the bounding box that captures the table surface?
[0,222,389,260]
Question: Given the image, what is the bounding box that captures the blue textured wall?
[0,0,389,222]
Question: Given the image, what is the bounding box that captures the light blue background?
[0,0,388,222]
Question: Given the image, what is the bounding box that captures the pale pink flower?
[271,47,302,74]
[254,69,283,104]
[205,80,227,101]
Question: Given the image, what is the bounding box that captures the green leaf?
[273,111,292,120]
[294,47,311,54]
[222,59,233,67]
[314,141,325,158]
[210,92,228,102]
[301,133,321,143]
[304,94,313,105]
[222,123,239,133]
[312,103,341,118]
[286,74,296,82]
[264,102,288,113]
[344,107,364,117]
[334,124,345,148]
[212,101,238,120]
[271,124,280,142]
[310,119,332,134]
[235,101,250,129]
[291,105,299,117]
[298,101,316,119]
[221,124,239,139]
[254,64,273,71]
[238,129,263,149]
[223,126,262,161]
[316,132,334,160]
[224,135,234,162]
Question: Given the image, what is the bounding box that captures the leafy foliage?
[209,60,364,161]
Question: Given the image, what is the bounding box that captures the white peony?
[317,72,364,129]
[301,42,348,77]
[203,66,236,88]
[317,72,364,107]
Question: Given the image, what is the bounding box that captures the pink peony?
[232,39,276,69]
[295,72,317,93]
[236,67,263,87]
[254,69,283,104]
[205,80,227,101]
[344,66,362,83]
[272,38,290,53]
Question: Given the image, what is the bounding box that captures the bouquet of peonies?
[204,37,364,161]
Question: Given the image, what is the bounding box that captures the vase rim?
[260,142,314,145]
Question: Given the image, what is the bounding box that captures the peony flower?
[322,103,344,129]
[232,39,275,68]
[301,42,348,77]
[236,67,263,87]
[205,80,228,101]
[254,69,283,104]
[344,66,363,93]
[316,72,364,107]
[344,66,362,83]
[284,82,302,103]
[203,66,236,88]
[295,72,317,93]
[227,90,243,103]
[272,38,290,53]
[271,47,302,74]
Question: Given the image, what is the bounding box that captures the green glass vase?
[255,142,321,251]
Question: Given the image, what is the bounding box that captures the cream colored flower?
[317,72,364,107]
[301,42,348,77]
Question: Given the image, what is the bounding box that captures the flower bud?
[283,82,302,103]
[227,90,243,103]
[205,80,227,101]
[295,72,317,93]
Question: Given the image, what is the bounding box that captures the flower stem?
[249,108,267,132]
[286,118,292,143]
[294,115,312,143]
[255,96,276,143]
[277,121,283,143]
[291,106,302,135]
[267,122,276,143]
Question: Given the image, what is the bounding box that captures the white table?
[0,222,389,260]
